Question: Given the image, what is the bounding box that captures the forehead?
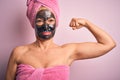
[36,6,55,18]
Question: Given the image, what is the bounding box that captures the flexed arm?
[67,18,116,60]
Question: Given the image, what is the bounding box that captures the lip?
[42,31,51,35]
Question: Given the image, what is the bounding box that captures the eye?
[36,18,43,22]
[47,18,55,24]
[36,18,44,26]
[49,19,54,22]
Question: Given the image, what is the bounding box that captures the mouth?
[42,31,51,35]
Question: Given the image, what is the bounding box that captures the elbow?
[110,39,116,48]
[111,41,116,49]
[107,41,116,50]
[102,41,116,52]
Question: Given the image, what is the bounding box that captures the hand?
[69,18,88,30]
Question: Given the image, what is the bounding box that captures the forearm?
[85,20,116,47]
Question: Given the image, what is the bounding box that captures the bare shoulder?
[13,45,29,54]
[60,43,77,54]
[61,43,76,48]
[10,45,30,64]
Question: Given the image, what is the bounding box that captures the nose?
[43,24,49,31]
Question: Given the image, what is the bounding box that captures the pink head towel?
[26,0,60,28]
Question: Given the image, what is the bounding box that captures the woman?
[5,0,116,80]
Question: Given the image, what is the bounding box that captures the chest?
[33,50,66,61]
[19,48,70,66]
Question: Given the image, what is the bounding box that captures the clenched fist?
[69,18,88,30]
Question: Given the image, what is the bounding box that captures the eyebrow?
[36,17,55,20]
[48,17,55,19]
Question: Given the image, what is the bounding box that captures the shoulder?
[60,43,78,55]
[10,45,29,64]
[61,43,77,49]
[61,42,89,49]
[12,45,29,54]
[60,43,84,56]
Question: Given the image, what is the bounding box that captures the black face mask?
[35,9,56,40]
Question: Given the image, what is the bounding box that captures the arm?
[5,49,18,80]
[68,18,116,60]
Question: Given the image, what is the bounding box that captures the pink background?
[0,0,120,80]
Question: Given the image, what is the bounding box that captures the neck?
[34,38,54,50]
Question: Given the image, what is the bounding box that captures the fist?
[69,18,88,30]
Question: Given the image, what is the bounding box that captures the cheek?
[51,21,56,25]
[49,21,56,28]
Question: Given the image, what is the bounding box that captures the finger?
[72,27,76,30]
[71,20,76,27]
[69,21,72,27]
[75,21,80,27]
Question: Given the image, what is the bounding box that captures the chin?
[37,35,54,41]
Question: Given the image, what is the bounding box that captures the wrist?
[84,19,93,29]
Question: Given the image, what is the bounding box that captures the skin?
[5,8,116,80]
[35,9,56,40]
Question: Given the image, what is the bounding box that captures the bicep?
[73,42,112,60]
[5,63,17,80]
[5,52,17,80]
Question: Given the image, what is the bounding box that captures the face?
[35,8,56,40]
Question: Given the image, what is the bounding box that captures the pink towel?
[16,64,69,80]
[26,0,60,28]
